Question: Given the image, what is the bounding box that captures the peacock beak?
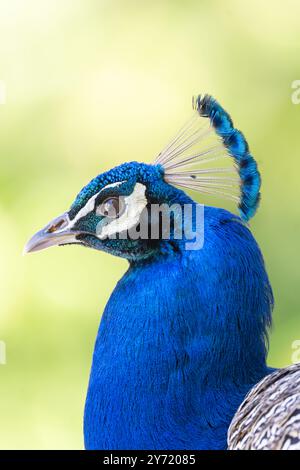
[23,212,79,254]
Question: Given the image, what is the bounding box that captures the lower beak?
[23,212,79,254]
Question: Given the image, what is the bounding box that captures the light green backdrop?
[0,0,299,449]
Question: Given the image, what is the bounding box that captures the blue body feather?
[84,198,273,449]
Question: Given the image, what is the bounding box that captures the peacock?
[24,94,300,450]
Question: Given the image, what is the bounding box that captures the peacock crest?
[155,94,261,221]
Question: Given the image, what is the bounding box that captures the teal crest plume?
[155,94,261,221]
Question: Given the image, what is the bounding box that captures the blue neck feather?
[84,205,273,450]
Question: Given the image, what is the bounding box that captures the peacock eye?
[96,197,125,218]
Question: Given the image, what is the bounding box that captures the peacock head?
[24,95,261,261]
[24,161,194,261]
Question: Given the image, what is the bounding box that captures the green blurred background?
[0,0,299,449]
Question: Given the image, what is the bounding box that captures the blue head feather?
[67,161,198,261]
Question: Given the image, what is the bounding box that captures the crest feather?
[154,94,261,221]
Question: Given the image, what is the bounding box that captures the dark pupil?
[103,198,120,217]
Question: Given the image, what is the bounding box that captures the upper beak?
[23,212,79,254]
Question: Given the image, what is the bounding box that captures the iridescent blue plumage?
[83,202,273,449]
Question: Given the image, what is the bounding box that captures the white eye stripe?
[69,181,126,227]
[97,183,147,240]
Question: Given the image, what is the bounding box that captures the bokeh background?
[0,0,299,449]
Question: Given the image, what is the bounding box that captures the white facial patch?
[96,182,147,240]
[68,181,125,229]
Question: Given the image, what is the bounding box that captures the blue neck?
[84,207,273,450]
